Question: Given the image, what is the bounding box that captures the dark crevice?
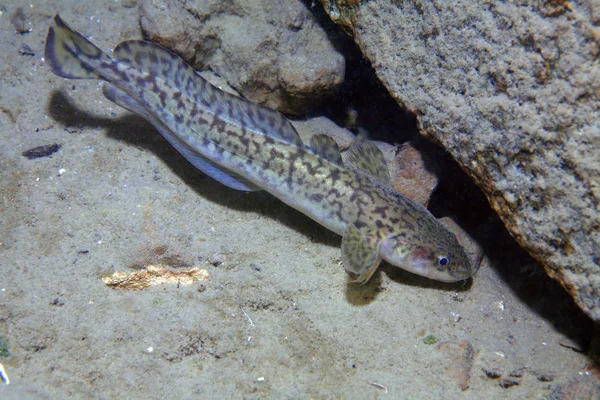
[303,0,594,351]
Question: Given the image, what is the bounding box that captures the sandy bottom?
[0,2,596,399]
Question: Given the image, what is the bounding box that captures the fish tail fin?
[45,15,116,81]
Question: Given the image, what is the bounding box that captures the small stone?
[208,253,227,267]
[509,368,525,378]
[250,263,261,272]
[500,377,520,388]
[483,368,503,379]
[391,141,439,207]
[437,340,474,391]
[18,43,34,56]
[121,0,137,8]
[536,372,554,382]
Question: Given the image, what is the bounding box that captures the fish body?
[45,15,472,283]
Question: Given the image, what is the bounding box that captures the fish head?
[379,232,472,283]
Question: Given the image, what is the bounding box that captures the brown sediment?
[103,266,209,290]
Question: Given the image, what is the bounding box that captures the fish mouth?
[411,262,472,283]
[432,264,472,283]
[455,270,472,282]
[434,271,470,283]
[450,264,473,282]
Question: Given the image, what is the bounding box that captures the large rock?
[320,1,600,320]
[139,0,345,115]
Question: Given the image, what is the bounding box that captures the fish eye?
[438,257,450,267]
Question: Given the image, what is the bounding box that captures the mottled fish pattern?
[45,15,472,283]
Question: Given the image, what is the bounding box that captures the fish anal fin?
[309,134,343,166]
[341,223,382,284]
[102,83,261,192]
[346,140,392,186]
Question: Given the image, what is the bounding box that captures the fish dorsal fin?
[112,40,304,148]
[346,140,392,186]
[309,134,343,166]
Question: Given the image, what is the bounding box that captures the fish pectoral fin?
[346,140,392,186]
[354,256,382,284]
[341,224,382,284]
[309,134,343,166]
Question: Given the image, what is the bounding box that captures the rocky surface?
[390,142,439,207]
[320,0,600,320]
[139,0,345,115]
